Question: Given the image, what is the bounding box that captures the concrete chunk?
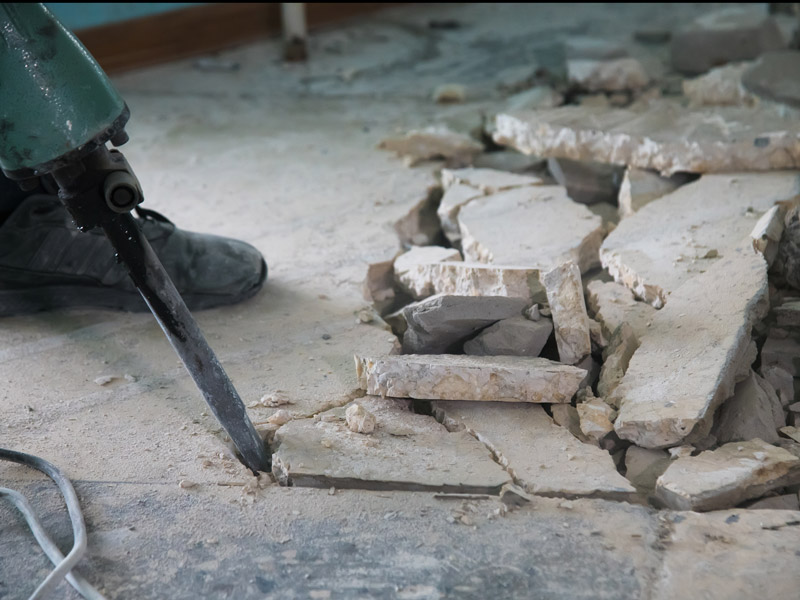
[713,371,785,445]
[655,439,800,511]
[402,294,527,354]
[623,446,671,492]
[577,395,616,444]
[464,316,552,357]
[597,322,639,400]
[379,125,483,166]
[586,280,656,341]
[272,398,511,493]
[432,401,637,500]
[494,103,800,176]
[392,245,461,298]
[567,58,650,92]
[600,173,799,307]
[682,62,757,107]
[548,158,625,205]
[543,262,591,365]
[355,354,585,403]
[611,248,769,449]
[617,167,690,218]
[458,186,605,274]
[670,7,785,75]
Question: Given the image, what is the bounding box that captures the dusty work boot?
[0,193,267,316]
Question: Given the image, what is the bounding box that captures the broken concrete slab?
[392,245,461,297]
[600,173,799,308]
[750,204,785,266]
[401,294,528,354]
[713,370,785,445]
[623,446,671,492]
[458,186,606,274]
[463,315,553,357]
[742,50,800,109]
[577,395,616,444]
[543,261,592,365]
[493,102,800,176]
[611,248,769,449]
[744,493,800,510]
[567,58,650,93]
[682,62,758,107]
[379,125,484,166]
[441,167,543,194]
[597,322,639,400]
[355,354,586,403]
[272,398,511,493]
[586,280,656,341]
[617,167,692,218]
[363,255,400,314]
[547,158,625,205]
[432,401,637,500]
[670,6,785,75]
[655,438,800,511]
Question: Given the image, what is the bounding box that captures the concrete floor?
[1,4,799,599]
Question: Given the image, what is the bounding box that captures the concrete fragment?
[392,245,461,297]
[611,248,769,449]
[761,332,800,376]
[551,404,588,442]
[597,322,639,400]
[600,173,799,308]
[524,304,540,321]
[267,409,292,426]
[379,125,483,166]
[750,205,785,266]
[504,86,564,112]
[742,50,800,108]
[577,395,616,444]
[617,167,691,218]
[713,371,785,445]
[586,280,656,341]
[547,158,624,205]
[432,401,636,500]
[393,186,444,247]
[587,318,607,351]
[655,439,800,511]
[272,399,511,493]
[543,262,591,365]
[345,403,376,434]
[463,315,552,357]
[458,186,605,274]
[745,494,800,510]
[401,294,527,354]
[441,167,542,194]
[623,446,671,491]
[355,354,585,403]
[437,183,483,243]
[363,256,399,314]
[493,102,800,176]
[567,58,650,92]
[682,62,758,107]
[670,7,785,75]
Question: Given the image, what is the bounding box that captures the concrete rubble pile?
[270,5,800,513]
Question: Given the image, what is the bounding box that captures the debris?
[393,185,445,248]
[178,479,198,489]
[597,322,639,399]
[363,256,399,314]
[682,62,758,108]
[670,6,785,75]
[379,126,483,166]
[355,354,586,403]
[623,446,671,491]
[441,167,543,194]
[586,280,656,341]
[600,173,797,308]
[493,102,800,176]
[357,308,374,323]
[617,167,692,218]
[271,402,511,493]
[463,315,553,357]
[745,494,800,510]
[437,184,484,244]
[458,186,606,274]
[433,83,467,104]
[93,375,115,386]
[504,86,564,111]
[576,394,616,444]
[567,58,650,92]
[401,294,527,354]
[547,158,625,205]
[433,401,637,500]
[345,403,376,434]
[268,409,293,426]
[543,261,591,365]
[780,426,800,443]
[258,391,293,408]
[713,371,785,444]
[394,246,543,303]
[741,50,800,108]
[524,304,541,321]
[750,204,785,266]
[499,483,533,506]
[611,248,769,449]
[655,439,800,511]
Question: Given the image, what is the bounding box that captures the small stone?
[379,126,483,166]
[668,446,695,459]
[345,403,376,434]
[543,261,591,365]
[260,391,292,408]
[357,308,374,323]
[547,158,625,205]
[355,354,586,403]
[464,316,553,357]
[93,375,115,386]
[567,58,650,92]
[655,439,800,511]
[742,50,800,108]
[617,167,691,218]
[433,83,467,103]
[268,409,292,426]
[178,479,198,489]
[576,394,616,444]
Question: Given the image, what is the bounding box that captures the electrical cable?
[0,448,105,600]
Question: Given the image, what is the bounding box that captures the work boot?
[0,193,267,316]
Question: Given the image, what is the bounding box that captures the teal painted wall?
[45,3,204,30]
